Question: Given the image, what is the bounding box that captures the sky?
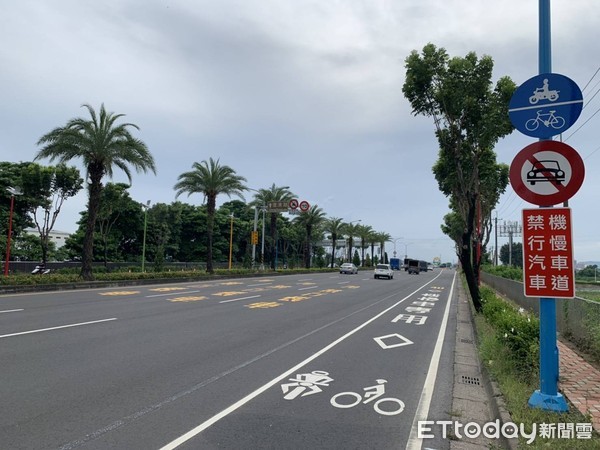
[1,0,599,265]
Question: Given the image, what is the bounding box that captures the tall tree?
[251,184,295,269]
[35,103,156,280]
[174,158,247,273]
[374,231,392,264]
[323,217,345,268]
[356,224,374,267]
[342,222,361,264]
[403,43,515,311]
[294,205,326,268]
[21,163,83,265]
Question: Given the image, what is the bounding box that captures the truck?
[390,258,401,270]
[407,259,420,275]
[419,260,429,272]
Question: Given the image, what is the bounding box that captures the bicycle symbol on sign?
[330,379,405,416]
[525,110,566,132]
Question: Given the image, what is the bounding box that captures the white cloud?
[1,0,599,262]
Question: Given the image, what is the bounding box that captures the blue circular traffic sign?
[508,73,583,139]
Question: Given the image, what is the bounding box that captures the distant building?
[24,228,71,249]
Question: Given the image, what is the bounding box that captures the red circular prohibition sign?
[509,140,585,206]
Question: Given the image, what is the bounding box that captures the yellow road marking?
[279,296,307,302]
[169,296,208,302]
[245,302,281,309]
[219,281,243,286]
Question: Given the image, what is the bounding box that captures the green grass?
[577,291,600,303]
[476,314,600,448]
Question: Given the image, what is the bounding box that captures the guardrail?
[481,272,600,357]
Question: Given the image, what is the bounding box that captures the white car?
[374,263,394,280]
[340,263,358,274]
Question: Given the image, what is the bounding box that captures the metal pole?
[251,206,258,268]
[141,201,149,272]
[260,207,266,270]
[528,0,568,412]
[228,213,234,270]
[4,194,16,276]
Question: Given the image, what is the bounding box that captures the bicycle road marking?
[160,271,445,449]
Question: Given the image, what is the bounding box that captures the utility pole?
[494,214,502,266]
[498,221,522,266]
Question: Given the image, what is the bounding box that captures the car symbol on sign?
[527,160,565,185]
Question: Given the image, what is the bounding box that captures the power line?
[581,66,600,93]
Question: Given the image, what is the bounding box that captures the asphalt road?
[0,268,457,450]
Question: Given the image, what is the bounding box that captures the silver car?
[340,263,358,274]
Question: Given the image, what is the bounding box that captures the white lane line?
[160,272,445,450]
[406,272,456,450]
[247,283,273,287]
[297,286,318,291]
[219,295,261,304]
[337,281,350,285]
[0,318,117,339]
[0,309,24,314]
[297,278,313,282]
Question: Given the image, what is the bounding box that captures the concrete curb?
[451,276,518,450]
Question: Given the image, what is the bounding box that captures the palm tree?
[35,104,156,280]
[323,217,344,268]
[368,229,379,266]
[294,205,326,268]
[342,222,362,263]
[374,231,392,264]
[251,184,295,269]
[356,224,374,267]
[174,158,247,273]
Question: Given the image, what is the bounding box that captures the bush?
[482,264,523,281]
[480,286,539,380]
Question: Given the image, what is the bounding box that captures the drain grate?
[460,338,474,344]
[460,375,481,386]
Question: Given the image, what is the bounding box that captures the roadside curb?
[451,276,518,450]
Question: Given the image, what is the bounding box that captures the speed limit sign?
[299,200,310,212]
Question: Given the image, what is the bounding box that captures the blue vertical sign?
[509,73,583,139]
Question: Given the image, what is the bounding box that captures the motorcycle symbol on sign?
[529,78,559,104]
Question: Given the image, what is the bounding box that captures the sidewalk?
[452,277,600,449]
[558,340,600,431]
[451,278,515,449]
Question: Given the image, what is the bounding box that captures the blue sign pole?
[528,0,568,412]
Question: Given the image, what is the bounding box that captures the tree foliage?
[403,43,515,311]
[36,103,156,280]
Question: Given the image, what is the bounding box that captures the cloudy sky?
[1,0,599,264]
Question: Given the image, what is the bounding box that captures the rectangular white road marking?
[160,272,445,450]
[247,282,273,287]
[297,286,318,291]
[0,309,24,314]
[219,295,261,304]
[0,318,117,339]
[405,272,456,450]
